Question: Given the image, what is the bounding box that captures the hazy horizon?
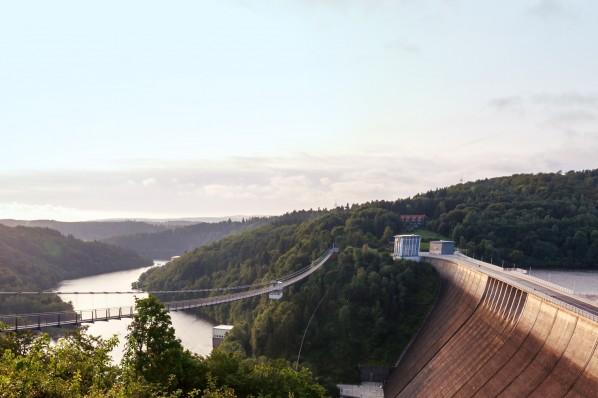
[2,1,597,221]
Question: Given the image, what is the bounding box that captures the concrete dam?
[385,254,598,397]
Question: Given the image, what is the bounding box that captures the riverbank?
[56,261,214,363]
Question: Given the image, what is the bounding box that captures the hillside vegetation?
[407,169,598,268]
[0,224,152,314]
[135,169,598,389]
[138,208,439,388]
[0,296,328,397]
[0,219,173,241]
[102,218,268,259]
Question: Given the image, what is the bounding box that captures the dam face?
[385,257,598,398]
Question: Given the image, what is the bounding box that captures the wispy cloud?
[3,138,597,222]
[386,38,421,54]
[526,0,574,20]
[487,96,526,115]
[488,91,598,136]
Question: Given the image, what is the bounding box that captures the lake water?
[529,269,598,299]
[56,261,214,363]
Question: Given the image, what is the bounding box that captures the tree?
[123,296,188,390]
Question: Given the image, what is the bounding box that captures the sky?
[1,0,597,221]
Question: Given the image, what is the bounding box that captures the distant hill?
[406,169,598,268]
[0,219,172,241]
[102,218,270,259]
[0,224,152,314]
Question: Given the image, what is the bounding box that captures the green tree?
[123,296,189,391]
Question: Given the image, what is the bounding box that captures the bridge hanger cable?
[0,244,337,296]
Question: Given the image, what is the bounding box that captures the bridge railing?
[1,245,340,331]
[1,310,80,331]
[454,253,575,294]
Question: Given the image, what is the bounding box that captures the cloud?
[142,178,157,186]
[526,0,574,19]
[2,139,598,221]
[488,91,598,136]
[530,92,598,108]
[386,38,421,54]
[488,96,525,114]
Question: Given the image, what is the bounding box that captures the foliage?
[0,219,173,242]
[403,170,598,268]
[102,218,269,260]
[0,224,152,315]
[123,295,202,393]
[0,329,121,397]
[137,208,439,390]
[0,297,327,397]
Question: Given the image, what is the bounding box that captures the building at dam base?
[385,256,598,397]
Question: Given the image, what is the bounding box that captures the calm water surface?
[56,261,214,363]
[530,269,598,296]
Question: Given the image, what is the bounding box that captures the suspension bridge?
[0,244,339,332]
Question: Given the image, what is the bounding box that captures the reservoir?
[56,261,214,363]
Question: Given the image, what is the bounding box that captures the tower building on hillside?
[393,234,421,261]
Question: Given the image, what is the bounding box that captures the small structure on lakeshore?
[212,325,234,348]
[429,240,455,255]
[338,382,384,398]
[393,234,421,261]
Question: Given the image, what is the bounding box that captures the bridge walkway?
[0,245,339,332]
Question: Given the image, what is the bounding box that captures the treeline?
[0,219,173,241]
[395,169,598,268]
[137,208,439,389]
[0,296,327,397]
[0,224,152,314]
[102,218,269,259]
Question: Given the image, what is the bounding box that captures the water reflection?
[56,261,214,363]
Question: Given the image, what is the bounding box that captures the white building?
[212,324,234,348]
[393,234,421,260]
[338,382,384,398]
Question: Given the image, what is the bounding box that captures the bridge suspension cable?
[0,244,338,297]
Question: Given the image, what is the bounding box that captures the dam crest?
[385,254,598,397]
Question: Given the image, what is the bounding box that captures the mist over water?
[56,261,214,363]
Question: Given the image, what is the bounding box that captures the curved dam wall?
[385,257,598,397]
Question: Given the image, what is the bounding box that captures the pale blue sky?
[1,1,597,220]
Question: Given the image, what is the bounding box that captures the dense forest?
[0,224,152,314]
[0,219,175,241]
[0,296,328,397]
[397,169,598,268]
[138,208,440,391]
[102,218,268,259]
[135,169,598,392]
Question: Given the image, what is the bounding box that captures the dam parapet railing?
[421,253,598,324]
[452,252,576,294]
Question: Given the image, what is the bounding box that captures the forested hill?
[135,169,597,389]
[102,218,268,259]
[0,224,152,313]
[137,208,439,388]
[0,219,171,241]
[405,169,598,268]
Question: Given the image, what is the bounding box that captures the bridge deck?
[0,245,338,332]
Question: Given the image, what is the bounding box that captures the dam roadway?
[385,252,598,398]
